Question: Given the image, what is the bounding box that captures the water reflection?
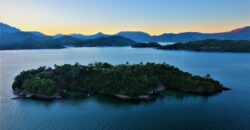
[162,90,215,101]
[2,47,250,129]
[15,90,221,107]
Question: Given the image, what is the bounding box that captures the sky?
[0,0,249,35]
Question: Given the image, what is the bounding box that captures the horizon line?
[1,22,250,36]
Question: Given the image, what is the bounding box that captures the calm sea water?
[1,47,250,130]
[158,42,175,45]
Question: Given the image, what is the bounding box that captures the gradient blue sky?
[0,0,249,35]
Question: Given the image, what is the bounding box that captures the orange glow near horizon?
[1,0,249,35]
[6,22,249,36]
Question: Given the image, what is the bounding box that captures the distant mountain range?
[68,27,250,42]
[0,23,138,49]
[116,27,250,42]
[69,32,108,40]
[0,22,249,50]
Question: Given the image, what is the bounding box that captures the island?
[1,23,250,51]
[12,62,229,101]
[131,42,161,48]
[0,36,137,50]
[158,39,250,52]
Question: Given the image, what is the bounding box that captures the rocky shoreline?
[13,89,62,101]
[12,85,166,101]
[12,84,230,101]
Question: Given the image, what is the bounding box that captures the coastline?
[12,84,230,101]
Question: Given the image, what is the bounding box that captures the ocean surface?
[0,47,250,130]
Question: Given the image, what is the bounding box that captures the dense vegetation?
[132,42,161,48]
[158,39,250,52]
[12,62,228,100]
[52,35,137,47]
[0,39,65,50]
[79,36,136,47]
[2,34,250,52]
[0,36,137,50]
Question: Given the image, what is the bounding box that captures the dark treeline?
[158,39,250,52]
[0,36,137,50]
[12,62,228,100]
[2,36,250,52]
[0,39,64,50]
[131,42,161,48]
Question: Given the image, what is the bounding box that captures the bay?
[1,47,250,130]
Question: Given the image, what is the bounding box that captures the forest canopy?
[12,62,228,100]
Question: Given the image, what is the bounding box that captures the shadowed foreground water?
[1,47,250,130]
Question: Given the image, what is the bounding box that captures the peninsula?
[159,39,250,52]
[131,39,250,52]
